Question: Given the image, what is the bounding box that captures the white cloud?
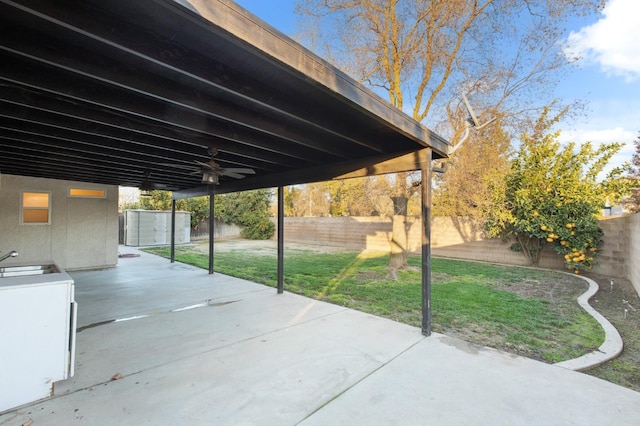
[558,127,635,147]
[558,127,636,177]
[564,0,640,81]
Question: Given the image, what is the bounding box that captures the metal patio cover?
[0,0,449,196]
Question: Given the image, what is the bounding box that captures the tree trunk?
[518,234,542,266]
[389,194,409,269]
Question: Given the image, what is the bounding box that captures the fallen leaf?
[111,373,123,381]
[22,419,33,426]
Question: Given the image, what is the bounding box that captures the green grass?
[142,245,604,363]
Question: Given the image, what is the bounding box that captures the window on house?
[22,191,51,224]
[68,188,106,198]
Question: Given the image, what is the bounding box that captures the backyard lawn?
[143,243,603,364]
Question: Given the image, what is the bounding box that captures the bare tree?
[321,176,390,216]
[365,175,394,216]
[296,0,604,269]
[433,123,512,217]
[306,182,331,216]
[282,186,305,217]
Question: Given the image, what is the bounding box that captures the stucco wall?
[276,214,637,288]
[0,174,118,270]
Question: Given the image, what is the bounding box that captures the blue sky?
[235,0,639,172]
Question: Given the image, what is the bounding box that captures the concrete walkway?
[1,248,639,425]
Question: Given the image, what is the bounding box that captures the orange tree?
[485,108,630,273]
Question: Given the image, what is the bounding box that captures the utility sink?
[0,260,76,412]
[0,261,72,288]
[0,264,60,278]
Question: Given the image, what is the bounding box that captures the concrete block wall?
[278,217,393,250]
[0,174,118,271]
[594,216,628,278]
[278,216,567,269]
[276,214,636,287]
[429,217,566,269]
[628,213,640,295]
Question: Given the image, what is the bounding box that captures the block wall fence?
[272,214,639,295]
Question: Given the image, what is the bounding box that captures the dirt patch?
[496,275,586,301]
[356,270,385,281]
[188,239,352,256]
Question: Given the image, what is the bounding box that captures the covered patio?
[0,0,448,334]
[3,1,640,423]
[2,247,639,424]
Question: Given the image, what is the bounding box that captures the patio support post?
[208,188,214,275]
[277,186,284,294]
[170,199,176,263]
[421,150,432,336]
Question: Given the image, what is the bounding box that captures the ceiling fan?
[163,148,255,185]
[139,171,168,196]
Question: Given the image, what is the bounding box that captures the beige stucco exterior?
[0,174,118,270]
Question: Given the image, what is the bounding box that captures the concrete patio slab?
[73,250,266,327]
[301,333,640,425]
[1,247,639,425]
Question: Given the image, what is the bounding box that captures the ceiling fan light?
[139,178,155,196]
[202,171,219,185]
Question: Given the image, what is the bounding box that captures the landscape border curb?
[554,274,624,371]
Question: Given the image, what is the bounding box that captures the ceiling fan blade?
[197,161,223,174]
[223,168,255,175]
[222,171,247,179]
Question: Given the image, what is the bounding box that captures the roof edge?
[166,0,450,157]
